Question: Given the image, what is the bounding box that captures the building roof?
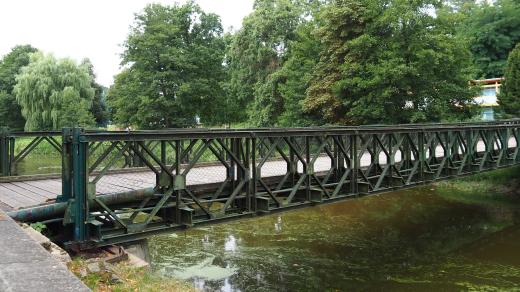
[470,77,503,85]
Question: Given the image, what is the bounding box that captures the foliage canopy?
[0,45,37,130]
[464,0,520,78]
[108,2,227,129]
[305,0,477,124]
[498,43,520,115]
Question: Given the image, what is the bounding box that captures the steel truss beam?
[2,121,519,248]
[47,121,520,249]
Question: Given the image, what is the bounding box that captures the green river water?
[148,186,520,291]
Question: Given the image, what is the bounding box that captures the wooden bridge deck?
[0,140,511,211]
[0,158,321,210]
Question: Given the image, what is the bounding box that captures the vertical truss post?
[485,129,494,170]
[236,138,243,189]
[132,141,144,167]
[333,135,340,181]
[230,138,237,190]
[0,127,10,177]
[305,136,311,201]
[8,136,14,175]
[174,140,181,224]
[251,137,257,211]
[160,141,166,164]
[465,129,474,173]
[402,133,411,171]
[245,137,251,211]
[418,130,426,181]
[289,138,297,184]
[444,131,451,176]
[388,133,394,186]
[350,134,359,195]
[372,134,379,177]
[59,128,73,202]
[71,128,88,243]
[499,128,508,166]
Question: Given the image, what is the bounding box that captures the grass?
[434,166,520,205]
[68,257,195,292]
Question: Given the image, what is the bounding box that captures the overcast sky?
[0,0,254,86]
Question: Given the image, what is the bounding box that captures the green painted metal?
[8,188,155,222]
[0,127,9,176]
[4,120,520,249]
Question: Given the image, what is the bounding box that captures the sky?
[0,0,254,86]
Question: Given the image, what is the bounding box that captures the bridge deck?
[0,158,329,210]
[0,138,506,211]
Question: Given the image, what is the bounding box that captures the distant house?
[470,78,503,121]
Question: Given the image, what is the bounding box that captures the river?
[148,185,520,291]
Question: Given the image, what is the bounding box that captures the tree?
[81,58,109,127]
[0,45,38,129]
[107,68,144,128]
[304,0,476,125]
[108,2,226,129]
[498,43,520,116]
[464,0,520,78]
[275,18,323,126]
[227,0,305,126]
[14,52,95,130]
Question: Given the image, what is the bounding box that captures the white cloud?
[0,0,253,86]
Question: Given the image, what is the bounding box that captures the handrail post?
[0,127,11,177]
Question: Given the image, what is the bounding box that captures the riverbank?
[68,257,195,291]
[435,166,520,205]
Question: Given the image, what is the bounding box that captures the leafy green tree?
[498,43,520,116]
[0,45,38,129]
[107,68,143,128]
[81,58,109,127]
[228,0,305,126]
[108,2,226,129]
[464,0,520,78]
[14,52,95,130]
[304,0,476,125]
[276,19,322,126]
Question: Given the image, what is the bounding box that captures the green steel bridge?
[1,120,520,250]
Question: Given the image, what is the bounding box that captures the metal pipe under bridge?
[1,120,520,250]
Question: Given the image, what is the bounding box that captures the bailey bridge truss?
[1,120,520,249]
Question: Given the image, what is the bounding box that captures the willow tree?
[14,52,95,130]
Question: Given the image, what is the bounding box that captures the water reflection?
[225,235,238,253]
[149,187,520,291]
[274,216,282,233]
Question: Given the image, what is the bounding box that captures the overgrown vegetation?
[68,257,194,292]
[435,166,520,205]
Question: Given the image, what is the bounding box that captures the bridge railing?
[0,128,188,179]
[53,121,520,249]
[0,129,62,178]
